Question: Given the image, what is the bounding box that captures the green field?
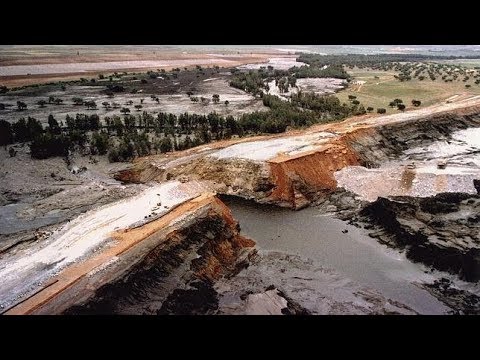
[337,67,480,114]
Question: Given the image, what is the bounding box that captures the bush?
[377,108,387,114]
[108,140,134,162]
[108,148,120,162]
[30,133,70,159]
[260,118,288,133]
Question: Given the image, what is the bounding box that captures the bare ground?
[0,51,275,87]
[0,73,267,124]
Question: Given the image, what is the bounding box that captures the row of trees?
[0,110,243,161]
[1,87,371,162]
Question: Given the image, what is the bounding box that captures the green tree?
[212,94,220,104]
[30,133,70,159]
[85,100,96,109]
[12,118,29,142]
[72,97,84,105]
[27,117,43,139]
[124,115,136,131]
[377,108,387,114]
[113,116,124,136]
[366,106,374,112]
[91,131,110,155]
[117,140,134,161]
[0,120,13,146]
[397,103,406,111]
[47,115,61,134]
[159,136,173,153]
[17,101,27,111]
[37,100,47,108]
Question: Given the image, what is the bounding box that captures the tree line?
[1,87,370,162]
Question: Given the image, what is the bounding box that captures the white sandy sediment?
[0,181,206,310]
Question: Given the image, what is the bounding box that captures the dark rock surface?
[347,114,480,167]
[358,192,480,281]
[474,179,480,194]
[421,278,480,314]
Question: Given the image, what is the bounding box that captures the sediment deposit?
[2,183,254,314]
[358,193,480,281]
[116,99,480,209]
[4,98,480,315]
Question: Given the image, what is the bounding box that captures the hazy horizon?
[1,45,480,57]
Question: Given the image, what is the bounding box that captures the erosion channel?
[2,100,480,315]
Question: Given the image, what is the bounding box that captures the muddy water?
[222,196,449,314]
[0,202,63,235]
